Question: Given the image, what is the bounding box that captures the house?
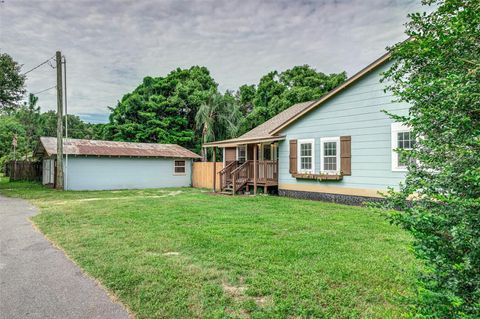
[37,137,201,190]
[203,51,412,205]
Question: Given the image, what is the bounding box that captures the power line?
[22,55,56,75]
[32,85,56,95]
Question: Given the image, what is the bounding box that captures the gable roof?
[270,51,391,134]
[39,137,201,159]
[203,50,392,147]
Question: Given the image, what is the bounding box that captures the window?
[237,145,246,163]
[320,137,340,174]
[174,160,186,174]
[297,139,315,173]
[391,123,413,171]
[263,144,271,161]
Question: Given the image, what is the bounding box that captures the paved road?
[0,195,130,319]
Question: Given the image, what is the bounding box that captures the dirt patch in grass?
[163,251,181,256]
[223,281,272,310]
[49,191,183,205]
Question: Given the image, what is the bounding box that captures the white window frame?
[173,159,186,175]
[236,145,246,163]
[297,139,315,173]
[391,123,412,172]
[320,137,341,174]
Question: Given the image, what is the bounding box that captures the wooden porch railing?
[219,160,278,194]
[231,161,250,193]
[247,160,278,183]
[219,161,237,190]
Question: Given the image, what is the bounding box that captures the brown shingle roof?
[203,100,316,146]
[39,137,201,159]
[239,100,317,139]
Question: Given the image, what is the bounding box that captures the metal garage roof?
[39,137,201,159]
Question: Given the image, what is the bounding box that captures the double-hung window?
[174,160,186,174]
[297,139,315,173]
[237,145,246,163]
[320,137,340,174]
[391,123,414,171]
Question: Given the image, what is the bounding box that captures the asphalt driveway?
[0,195,130,319]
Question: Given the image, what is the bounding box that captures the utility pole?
[12,134,17,181]
[63,55,68,190]
[55,51,64,190]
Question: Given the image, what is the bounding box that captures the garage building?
[37,137,201,190]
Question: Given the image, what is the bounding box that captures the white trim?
[222,147,225,166]
[236,145,246,162]
[173,159,186,175]
[297,139,315,173]
[320,137,341,174]
[391,123,411,172]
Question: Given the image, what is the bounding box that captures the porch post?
[253,144,257,195]
[213,146,217,192]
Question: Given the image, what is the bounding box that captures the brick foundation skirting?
[278,189,385,206]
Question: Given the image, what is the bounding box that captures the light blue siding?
[64,157,192,190]
[278,62,409,192]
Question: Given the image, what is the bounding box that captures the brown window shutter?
[289,139,297,174]
[340,136,351,176]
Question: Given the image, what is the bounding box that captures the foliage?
[0,179,419,319]
[0,95,99,165]
[38,110,96,140]
[195,90,242,159]
[0,52,26,113]
[0,116,27,170]
[237,65,346,135]
[103,65,346,150]
[105,66,218,151]
[382,0,480,317]
[15,94,42,160]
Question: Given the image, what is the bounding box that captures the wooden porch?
[219,160,278,195]
[203,138,282,195]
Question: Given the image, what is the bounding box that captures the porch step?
[220,191,233,195]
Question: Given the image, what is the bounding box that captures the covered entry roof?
[38,137,201,159]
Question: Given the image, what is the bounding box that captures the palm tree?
[195,91,241,161]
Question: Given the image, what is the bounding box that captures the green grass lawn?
[0,178,419,319]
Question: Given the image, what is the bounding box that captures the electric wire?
[22,55,56,75]
[32,85,56,95]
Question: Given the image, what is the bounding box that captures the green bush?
[381,0,480,317]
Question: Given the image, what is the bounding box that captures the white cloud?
[0,0,423,122]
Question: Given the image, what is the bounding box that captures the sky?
[0,0,424,123]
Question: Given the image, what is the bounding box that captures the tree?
[236,84,255,115]
[39,110,96,139]
[0,116,26,169]
[237,66,346,135]
[106,66,218,151]
[382,0,480,317]
[195,90,242,159]
[15,93,41,159]
[0,53,26,113]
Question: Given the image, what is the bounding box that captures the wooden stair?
[219,179,247,195]
[219,181,233,195]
